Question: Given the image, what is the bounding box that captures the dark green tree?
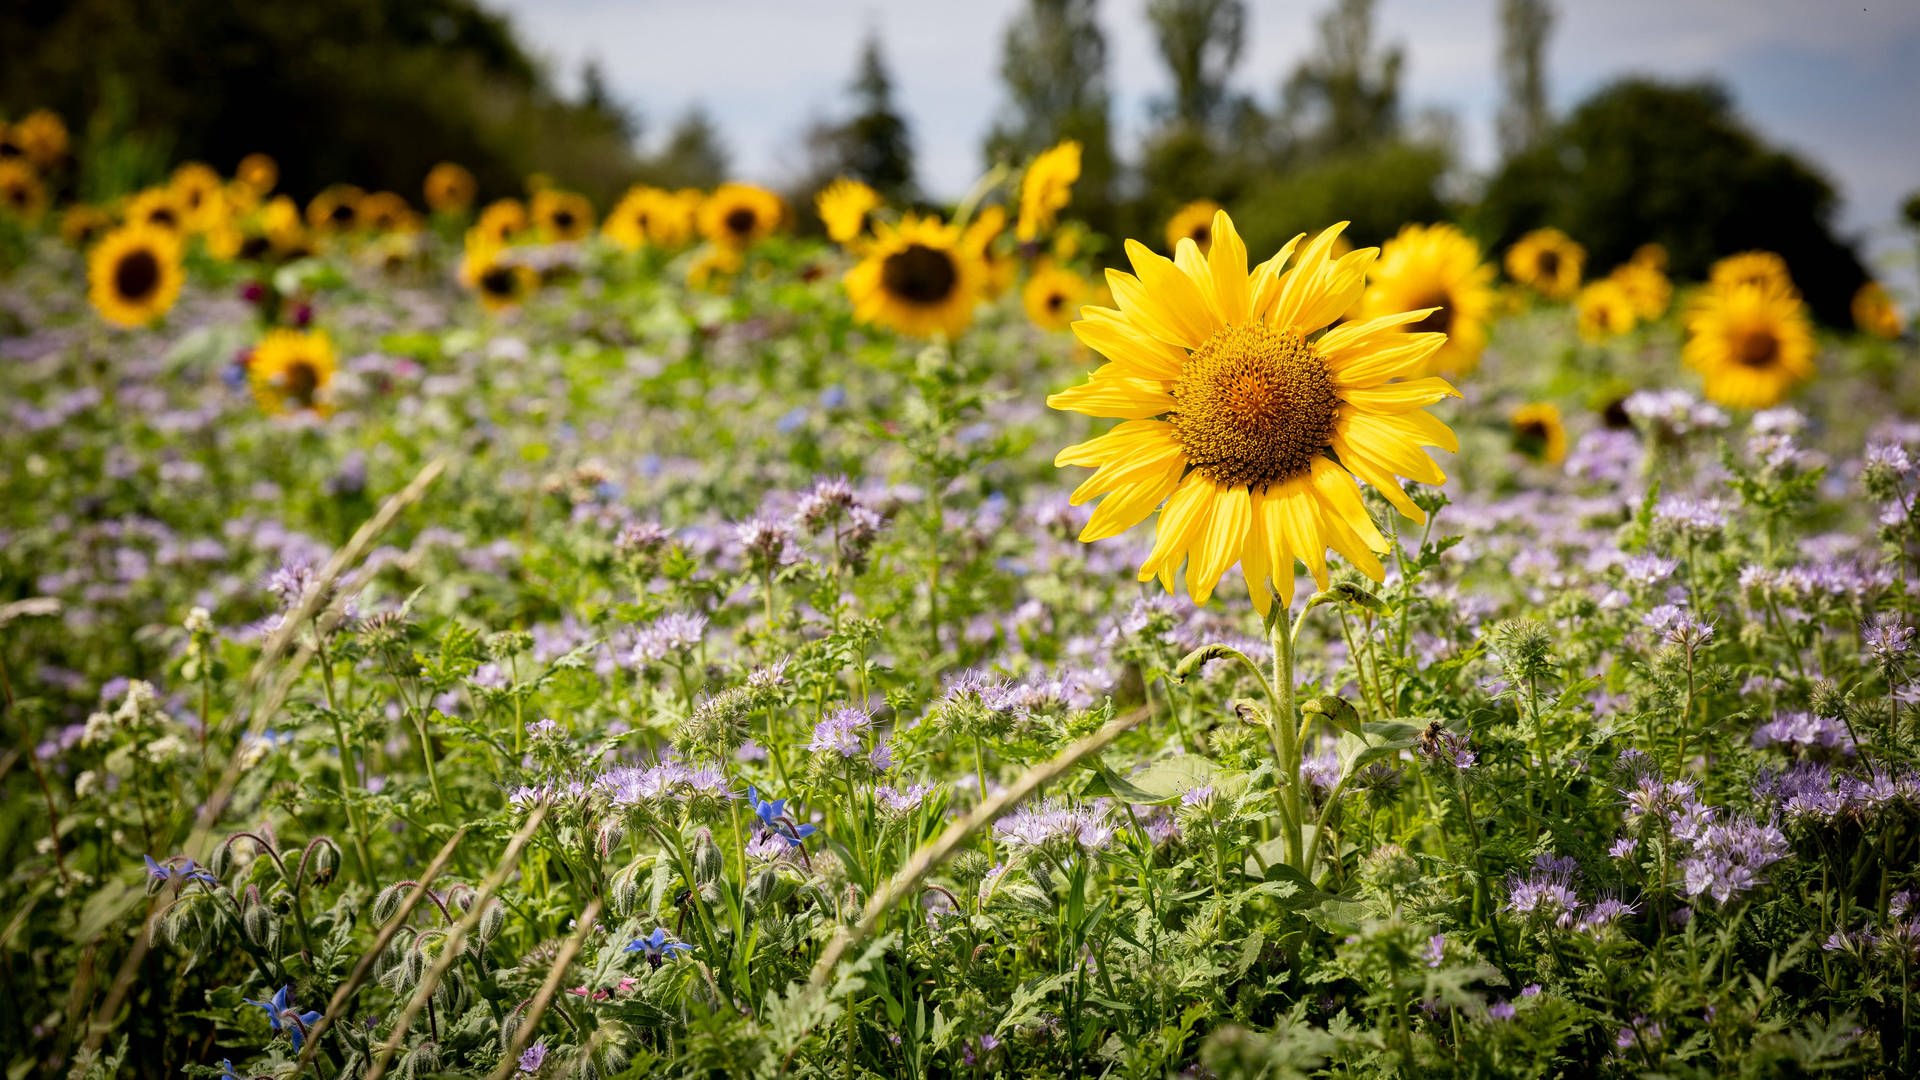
[1274,0,1404,161]
[983,0,1116,232]
[646,106,730,189]
[1478,78,1868,324]
[807,33,915,199]
[1145,0,1247,131]
[1496,0,1553,158]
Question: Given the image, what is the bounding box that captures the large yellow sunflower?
[1050,212,1459,612]
[250,328,338,417]
[699,183,785,249]
[653,190,703,247]
[0,161,46,221]
[1682,284,1815,409]
[1576,279,1637,340]
[844,214,985,338]
[1022,261,1089,332]
[1504,228,1584,300]
[1853,281,1903,340]
[424,162,477,214]
[1708,250,1795,299]
[531,189,594,242]
[1016,140,1081,243]
[88,225,185,328]
[1164,200,1223,254]
[817,178,881,247]
[1359,223,1495,376]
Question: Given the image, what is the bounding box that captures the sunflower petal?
[1054,418,1178,468]
[1138,470,1212,585]
[1249,234,1304,319]
[1241,487,1274,616]
[1080,459,1185,542]
[1187,481,1250,604]
[1339,377,1461,414]
[1047,375,1173,419]
[1124,239,1218,347]
[1106,268,1203,350]
[1206,210,1251,326]
[1072,307,1187,381]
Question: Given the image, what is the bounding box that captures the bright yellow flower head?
[1609,260,1671,321]
[1050,212,1460,612]
[60,203,111,247]
[530,189,594,242]
[125,187,187,234]
[259,195,309,256]
[424,162,477,214]
[816,178,881,247]
[1509,403,1568,465]
[88,225,184,328]
[700,183,785,249]
[602,186,658,252]
[1022,262,1089,332]
[1164,200,1224,254]
[1682,284,1815,409]
[1630,243,1668,273]
[962,204,1015,298]
[1505,228,1584,300]
[250,328,338,417]
[1853,281,1903,340]
[236,153,278,195]
[1016,140,1081,243]
[687,244,744,292]
[357,191,420,234]
[1576,279,1637,340]
[1708,250,1795,299]
[844,213,986,339]
[0,160,46,221]
[1360,223,1495,377]
[170,162,227,231]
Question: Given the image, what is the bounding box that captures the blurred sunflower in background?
[1164,199,1223,254]
[236,153,278,196]
[125,187,185,234]
[1683,283,1814,409]
[170,162,227,230]
[0,161,46,220]
[357,191,420,234]
[1360,223,1495,376]
[1576,278,1637,340]
[259,195,310,257]
[1609,257,1671,320]
[817,178,880,247]
[845,213,984,338]
[1505,228,1584,300]
[475,199,528,246]
[531,189,594,242]
[1022,262,1088,332]
[250,328,338,417]
[963,204,1015,297]
[60,204,111,247]
[1509,402,1568,464]
[687,244,744,292]
[308,185,365,233]
[1016,140,1080,243]
[602,186,658,252]
[1852,281,1903,339]
[1049,212,1459,612]
[12,109,69,171]
[1708,250,1795,298]
[652,190,703,247]
[424,162,477,214]
[700,183,785,249]
[461,235,538,312]
[88,225,184,328]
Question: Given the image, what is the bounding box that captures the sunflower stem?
[1268,603,1305,873]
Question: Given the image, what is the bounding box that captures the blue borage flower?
[625,927,692,967]
[143,854,216,889]
[747,786,817,848]
[244,985,322,1052]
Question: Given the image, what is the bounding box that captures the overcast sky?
[486,0,1920,278]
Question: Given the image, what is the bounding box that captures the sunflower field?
[3,110,1920,1080]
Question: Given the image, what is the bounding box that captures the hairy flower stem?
[314,632,374,883]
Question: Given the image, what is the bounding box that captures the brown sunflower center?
[479,265,517,297]
[150,208,178,229]
[725,207,757,236]
[114,249,161,301]
[328,203,354,225]
[1512,419,1552,458]
[283,361,320,409]
[1410,293,1453,335]
[1188,224,1211,248]
[1735,328,1780,368]
[1170,323,1340,490]
[880,243,958,305]
[239,234,272,260]
[1045,290,1066,313]
[552,209,575,230]
[1536,250,1560,279]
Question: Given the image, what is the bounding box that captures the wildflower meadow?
[4,6,1920,1077]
